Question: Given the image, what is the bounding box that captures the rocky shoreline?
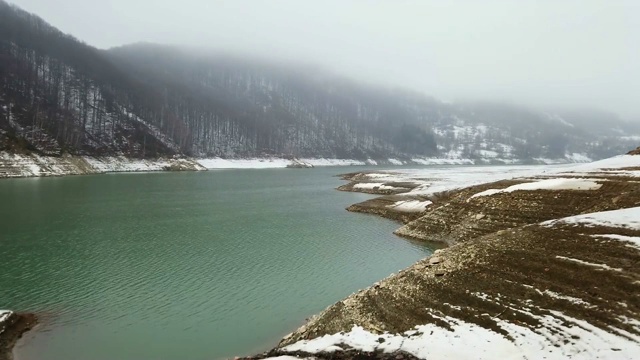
[244,149,640,359]
[0,312,37,360]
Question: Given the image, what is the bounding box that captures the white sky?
[9,0,640,119]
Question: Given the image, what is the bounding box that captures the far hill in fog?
[1,1,638,162]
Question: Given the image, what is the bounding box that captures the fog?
[11,0,639,119]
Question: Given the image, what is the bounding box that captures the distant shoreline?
[0,151,591,180]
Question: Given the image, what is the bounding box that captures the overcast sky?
[10,0,640,119]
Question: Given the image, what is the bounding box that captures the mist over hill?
[1,1,638,162]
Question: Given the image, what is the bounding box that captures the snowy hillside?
[1,1,639,163]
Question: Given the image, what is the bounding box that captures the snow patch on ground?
[387,200,432,212]
[541,290,592,306]
[353,183,399,191]
[302,158,366,167]
[566,153,592,163]
[197,158,290,169]
[281,309,640,359]
[410,157,474,165]
[565,155,640,174]
[543,206,640,231]
[0,310,13,335]
[556,256,622,272]
[469,178,602,200]
[85,157,170,172]
[354,165,562,199]
[197,157,368,169]
[0,152,208,177]
[591,234,640,251]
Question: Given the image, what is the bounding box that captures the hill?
[1,1,638,163]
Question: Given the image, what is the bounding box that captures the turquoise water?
[0,168,432,360]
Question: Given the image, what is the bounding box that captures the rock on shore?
[0,311,37,360]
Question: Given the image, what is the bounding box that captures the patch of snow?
[543,206,640,231]
[555,256,622,272]
[365,173,394,179]
[541,290,592,306]
[470,178,602,199]
[281,308,640,359]
[197,158,367,169]
[353,183,398,191]
[302,158,366,167]
[385,165,561,197]
[566,153,592,163]
[411,157,475,165]
[197,158,290,169]
[288,159,314,168]
[477,149,499,158]
[565,155,640,174]
[0,310,13,335]
[534,158,570,165]
[442,303,463,311]
[619,316,640,331]
[388,200,432,212]
[0,310,11,323]
[591,234,640,251]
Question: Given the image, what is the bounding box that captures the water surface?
[0,168,432,360]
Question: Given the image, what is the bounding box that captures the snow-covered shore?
[0,151,596,179]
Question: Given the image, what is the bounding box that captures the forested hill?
[1,1,638,162]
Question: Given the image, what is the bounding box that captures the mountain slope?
[1,1,638,162]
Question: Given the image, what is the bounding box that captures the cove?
[0,167,432,360]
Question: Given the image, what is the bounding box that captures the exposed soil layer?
[0,313,37,360]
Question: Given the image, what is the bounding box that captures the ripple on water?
[0,169,432,360]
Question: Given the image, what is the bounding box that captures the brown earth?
[627,147,640,155]
[394,176,640,245]
[0,313,37,360]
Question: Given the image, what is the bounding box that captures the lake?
[0,167,432,360]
